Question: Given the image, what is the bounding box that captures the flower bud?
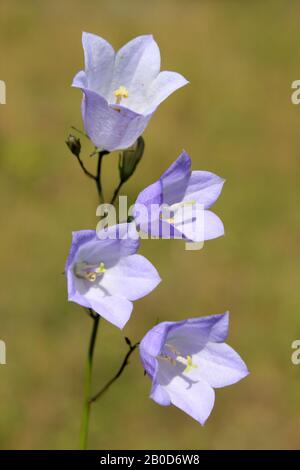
[66,134,81,157]
[119,136,145,183]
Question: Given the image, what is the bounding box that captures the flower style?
[133,151,225,242]
[139,312,249,425]
[65,224,161,329]
[72,33,188,151]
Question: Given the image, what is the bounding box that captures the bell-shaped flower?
[65,224,161,329]
[139,312,249,425]
[72,33,188,151]
[133,151,225,242]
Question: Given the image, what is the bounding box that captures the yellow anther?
[159,344,198,374]
[96,262,106,274]
[75,261,106,282]
[114,86,129,104]
[183,355,198,374]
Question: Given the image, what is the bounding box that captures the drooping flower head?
[139,312,249,424]
[73,33,188,151]
[133,151,225,242]
[65,224,161,329]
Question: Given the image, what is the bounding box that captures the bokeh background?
[1,0,300,449]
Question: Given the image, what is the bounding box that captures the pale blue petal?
[156,359,215,425]
[75,224,139,268]
[133,180,162,236]
[161,151,191,205]
[140,321,178,358]
[167,376,215,425]
[170,207,224,242]
[202,210,224,240]
[88,295,133,329]
[65,230,96,272]
[79,88,152,151]
[108,35,161,111]
[145,71,189,114]
[134,201,184,239]
[167,313,230,356]
[81,32,115,97]
[183,171,225,209]
[72,70,88,89]
[65,230,97,309]
[139,323,174,380]
[193,342,249,389]
[134,181,162,208]
[150,382,171,406]
[100,254,161,301]
[67,269,91,309]
[139,351,157,380]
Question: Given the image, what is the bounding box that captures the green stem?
[79,314,100,450]
[77,147,135,449]
[89,340,139,404]
[75,154,96,181]
[110,181,124,205]
[95,151,109,204]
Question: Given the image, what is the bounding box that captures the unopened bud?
[66,134,81,157]
[119,136,145,183]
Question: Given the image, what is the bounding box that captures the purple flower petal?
[139,313,248,424]
[156,361,215,425]
[65,224,160,329]
[140,320,182,379]
[183,171,225,209]
[146,71,189,114]
[133,152,191,237]
[89,295,133,329]
[77,32,115,97]
[135,181,163,208]
[74,225,139,268]
[108,35,161,113]
[79,88,152,151]
[65,230,96,272]
[160,151,191,206]
[150,382,171,406]
[193,342,249,389]
[202,210,224,240]
[166,313,229,356]
[140,352,157,380]
[100,254,161,301]
[133,151,224,242]
[72,33,188,150]
[168,377,215,425]
[133,181,163,236]
[72,70,87,89]
[67,269,91,309]
[170,208,224,242]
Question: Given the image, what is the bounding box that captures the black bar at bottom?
[0,450,299,465]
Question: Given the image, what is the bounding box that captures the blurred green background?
[1,0,300,449]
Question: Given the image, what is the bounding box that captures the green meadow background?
[1,0,300,449]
